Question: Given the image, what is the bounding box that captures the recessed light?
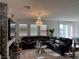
[24,5,31,9]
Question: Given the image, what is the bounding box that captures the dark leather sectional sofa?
[47,37,72,55]
[21,36,49,49]
[21,36,72,55]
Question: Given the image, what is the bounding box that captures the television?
[8,18,16,40]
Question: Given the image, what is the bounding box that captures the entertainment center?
[7,18,16,59]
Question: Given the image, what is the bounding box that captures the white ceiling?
[2,0,79,21]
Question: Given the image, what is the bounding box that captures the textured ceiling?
[2,0,79,21]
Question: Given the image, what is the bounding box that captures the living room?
[0,0,79,59]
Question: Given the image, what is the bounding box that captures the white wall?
[45,20,75,37]
[16,19,59,36]
[44,20,59,36]
[16,19,79,38]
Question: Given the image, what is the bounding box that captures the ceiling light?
[35,13,43,26]
[24,0,31,9]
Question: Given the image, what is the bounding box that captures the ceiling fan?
[24,0,32,9]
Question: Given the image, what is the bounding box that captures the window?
[19,24,47,36]
[59,24,73,38]
[19,24,27,36]
[40,25,47,36]
[30,24,38,36]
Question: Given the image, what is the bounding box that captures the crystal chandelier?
[35,13,43,26]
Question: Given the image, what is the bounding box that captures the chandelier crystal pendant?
[35,17,43,26]
[35,13,43,26]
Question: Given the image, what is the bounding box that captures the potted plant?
[48,28,54,37]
